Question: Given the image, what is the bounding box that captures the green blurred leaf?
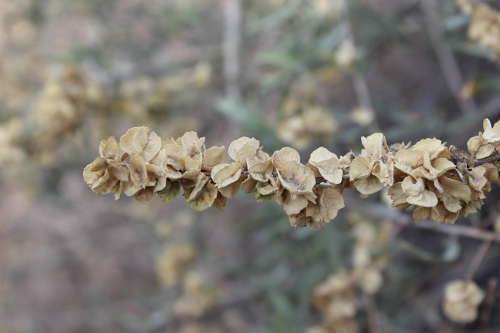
[248,0,302,33]
[442,14,469,31]
[258,50,306,72]
[215,98,283,150]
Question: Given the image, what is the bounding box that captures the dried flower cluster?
[155,240,220,319]
[0,60,212,170]
[309,272,358,333]
[83,126,347,227]
[119,62,211,123]
[84,119,500,227]
[351,216,393,295]
[308,216,394,333]
[456,0,500,59]
[467,118,500,160]
[156,243,196,286]
[174,271,220,318]
[0,66,111,168]
[311,0,345,18]
[179,323,221,333]
[0,119,26,165]
[388,135,499,223]
[278,103,338,149]
[0,0,46,117]
[335,40,358,68]
[34,67,107,162]
[442,279,484,324]
[350,107,375,127]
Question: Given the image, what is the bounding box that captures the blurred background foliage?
[1,0,500,332]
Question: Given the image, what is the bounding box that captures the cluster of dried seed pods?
[83,119,500,227]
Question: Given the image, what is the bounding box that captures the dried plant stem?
[359,203,500,243]
[474,153,500,166]
[466,239,492,281]
[480,278,497,328]
[363,295,382,333]
[343,2,379,131]
[146,287,263,332]
[420,0,478,116]
[223,0,242,99]
[407,222,500,243]
[353,74,376,123]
